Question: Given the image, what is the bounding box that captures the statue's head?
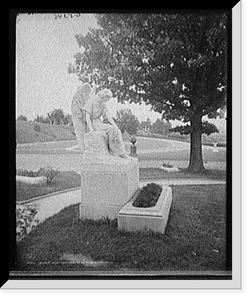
[97,89,113,102]
[81,82,92,96]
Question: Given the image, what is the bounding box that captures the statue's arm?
[105,108,118,129]
[83,98,94,133]
[86,113,94,133]
[90,83,99,99]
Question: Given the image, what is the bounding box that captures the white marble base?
[160,166,180,173]
[16,175,47,185]
[80,155,139,220]
[118,184,172,234]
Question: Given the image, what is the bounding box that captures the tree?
[139,118,152,133]
[34,115,46,123]
[115,109,139,135]
[69,13,228,172]
[44,115,52,124]
[152,118,171,136]
[63,113,73,126]
[47,109,65,125]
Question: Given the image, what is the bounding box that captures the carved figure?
[83,87,130,159]
[71,83,130,159]
[71,83,92,151]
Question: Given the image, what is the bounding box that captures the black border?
[226,9,232,272]
[7,7,237,285]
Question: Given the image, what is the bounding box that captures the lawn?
[16,184,227,273]
[16,171,81,202]
[139,168,226,181]
[16,121,76,144]
[16,168,226,202]
[139,147,226,163]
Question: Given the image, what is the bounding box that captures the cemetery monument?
[72,83,139,220]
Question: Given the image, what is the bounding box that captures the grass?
[137,131,226,146]
[139,167,226,181]
[16,184,227,272]
[139,148,226,163]
[16,121,76,144]
[15,167,225,202]
[16,171,81,202]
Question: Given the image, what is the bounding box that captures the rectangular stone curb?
[16,187,81,205]
[118,184,172,234]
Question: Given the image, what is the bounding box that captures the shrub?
[38,165,59,184]
[162,162,173,168]
[16,204,39,242]
[34,123,41,132]
[133,183,162,208]
[17,166,59,185]
[17,169,39,177]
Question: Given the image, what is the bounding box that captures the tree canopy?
[115,108,139,135]
[69,13,227,119]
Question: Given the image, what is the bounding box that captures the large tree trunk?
[188,112,205,172]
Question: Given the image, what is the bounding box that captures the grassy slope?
[138,131,226,146]
[17,185,226,272]
[16,121,76,144]
[16,121,226,145]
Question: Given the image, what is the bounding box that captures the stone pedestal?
[80,154,139,220]
[130,145,137,157]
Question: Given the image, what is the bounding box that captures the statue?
[72,83,131,159]
[78,85,139,221]
[71,82,91,151]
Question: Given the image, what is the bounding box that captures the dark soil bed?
[132,183,162,208]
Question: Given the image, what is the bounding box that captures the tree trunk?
[188,112,205,172]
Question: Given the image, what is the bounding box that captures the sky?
[15,13,161,123]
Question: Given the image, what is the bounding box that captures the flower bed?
[16,204,39,242]
[159,166,179,173]
[132,183,162,208]
[16,170,81,202]
[16,166,59,185]
[118,184,172,234]
[159,162,180,173]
